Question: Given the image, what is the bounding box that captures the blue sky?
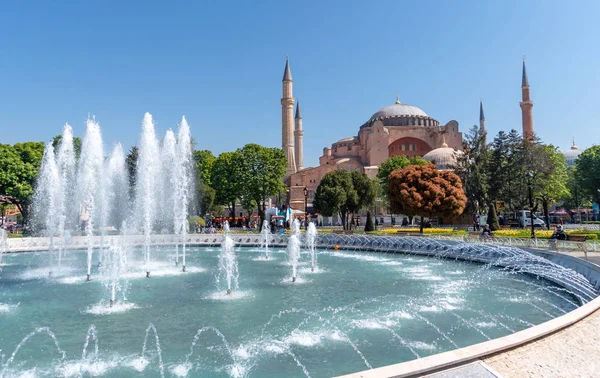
[1,0,598,167]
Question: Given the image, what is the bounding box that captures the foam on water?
[388,310,414,319]
[205,290,252,301]
[407,341,437,351]
[56,275,90,284]
[380,261,404,266]
[169,362,192,377]
[476,321,497,328]
[280,276,310,285]
[332,252,391,263]
[0,302,18,313]
[18,266,77,280]
[85,302,138,315]
[58,359,118,377]
[283,331,324,347]
[351,319,397,329]
[298,266,325,274]
[253,255,277,262]
[128,357,149,372]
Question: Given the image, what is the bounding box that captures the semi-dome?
[423,140,463,170]
[564,139,583,167]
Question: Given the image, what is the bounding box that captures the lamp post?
[303,187,308,231]
[526,172,535,239]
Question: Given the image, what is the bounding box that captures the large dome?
[369,103,428,121]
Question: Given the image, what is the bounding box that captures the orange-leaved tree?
[387,163,467,233]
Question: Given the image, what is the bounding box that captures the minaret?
[520,58,534,141]
[294,101,303,171]
[281,56,296,174]
[479,99,486,133]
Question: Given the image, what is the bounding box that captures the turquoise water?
[0,246,579,377]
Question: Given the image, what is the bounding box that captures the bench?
[467,231,494,241]
[332,230,354,235]
[551,235,588,259]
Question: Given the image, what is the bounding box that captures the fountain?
[173,116,194,272]
[0,228,7,265]
[33,142,60,277]
[55,124,77,271]
[77,118,105,281]
[260,219,272,259]
[161,129,178,265]
[305,222,318,272]
[101,231,128,308]
[217,221,239,295]
[288,219,301,282]
[133,113,161,279]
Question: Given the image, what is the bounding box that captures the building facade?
[284,58,538,211]
[282,59,463,210]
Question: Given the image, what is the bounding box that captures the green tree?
[211,151,242,219]
[197,180,216,216]
[194,150,217,216]
[534,145,569,229]
[236,144,287,224]
[454,125,489,215]
[575,145,600,206]
[560,167,592,212]
[0,142,45,225]
[387,163,467,233]
[194,150,216,187]
[314,170,355,229]
[350,171,376,214]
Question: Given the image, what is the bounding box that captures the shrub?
[364,211,375,232]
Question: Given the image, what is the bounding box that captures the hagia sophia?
[282,57,583,211]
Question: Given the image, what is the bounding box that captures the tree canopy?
[0,142,45,224]
[454,125,489,215]
[387,163,467,233]
[211,151,242,218]
[575,145,600,206]
[236,144,287,223]
[313,169,375,229]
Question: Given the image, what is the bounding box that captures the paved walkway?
[483,309,600,377]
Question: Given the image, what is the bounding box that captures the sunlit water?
[0,246,581,377]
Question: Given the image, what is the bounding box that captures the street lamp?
[525,172,535,239]
[303,187,308,231]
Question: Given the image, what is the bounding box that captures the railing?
[6,232,599,261]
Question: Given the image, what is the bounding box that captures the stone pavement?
[483,309,600,377]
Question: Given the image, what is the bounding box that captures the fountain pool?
[0,243,590,378]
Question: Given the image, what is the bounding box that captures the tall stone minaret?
[479,99,486,133]
[281,56,296,175]
[294,101,303,171]
[520,58,534,141]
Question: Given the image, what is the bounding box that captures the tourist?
[550,225,568,241]
[481,224,492,239]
